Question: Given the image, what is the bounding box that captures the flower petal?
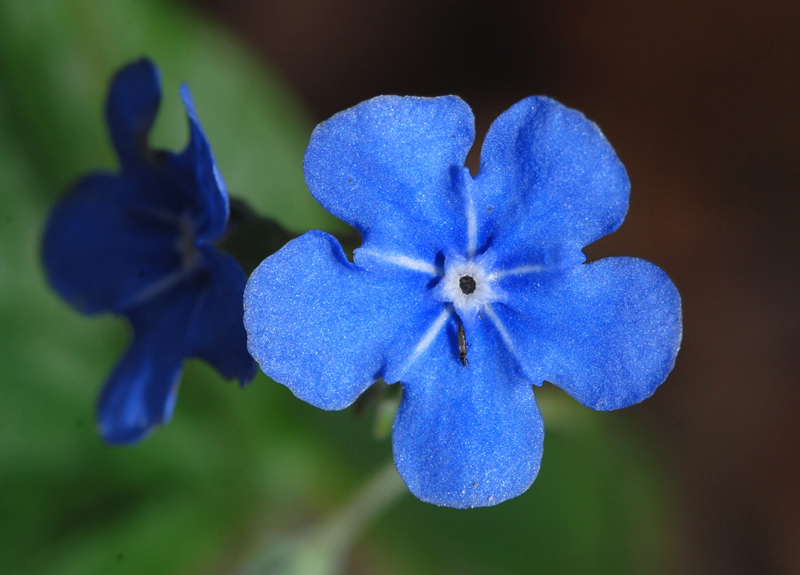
[105,58,162,169]
[186,247,256,384]
[42,172,181,314]
[393,318,544,508]
[168,85,230,241]
[303,95,475,259]
[97,287,195,444]
[497,257,682,410]
[244,230,442,410]
[474,97,630,268]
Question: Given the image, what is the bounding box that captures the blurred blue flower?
[244,96,682,508]
[43,59,255,444]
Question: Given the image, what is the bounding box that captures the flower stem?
[238,461,407,575]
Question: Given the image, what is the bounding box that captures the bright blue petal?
[496,257,682,410]
[97,287,195,444]
[303,96,475,259]
[42,172,182,314]
[168,85,229,241]
[474,97,630,269]
[393,318,544,508]
[244,230,442,410]
[106,58,161,170]
[186,247,255,384]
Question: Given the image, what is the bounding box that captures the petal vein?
[401,307,452,376]
[358,250,441,275]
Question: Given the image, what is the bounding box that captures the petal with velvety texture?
[495,257,682,410]
[303,96,475,260]
[244,230,444,410]
[42,172,181,314]
[393,318,544,508]
[474,97,630,269]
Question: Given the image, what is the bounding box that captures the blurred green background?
[0,1,689,573]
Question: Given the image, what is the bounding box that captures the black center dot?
[459,275,477,295]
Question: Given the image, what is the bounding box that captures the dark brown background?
[189,1,800,572]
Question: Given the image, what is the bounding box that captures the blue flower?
[244,96,682,508]
[43,59,256,444]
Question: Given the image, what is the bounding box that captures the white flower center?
[433,254,503,323]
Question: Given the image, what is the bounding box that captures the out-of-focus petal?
[106,58,161,169]
[393,318,544,508]
[303,96,475,260]
[42,172,181,314]
[186,247,256,384]
[97,287,195,444]
[244,230,443,410]
[474,97,629,269]
[169,85,230,241]
[496,257,682,410]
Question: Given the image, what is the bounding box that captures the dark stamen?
[459,275,476,295]
[457,322,469,367]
